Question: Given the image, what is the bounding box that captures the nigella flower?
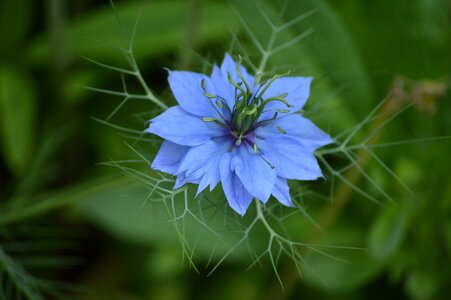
[146,54,333,215]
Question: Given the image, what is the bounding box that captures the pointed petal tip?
[223,52,233,60]
[227,195,252,217]
[285,201,295,208]
[277,197,294,208]
[231,205,247,217]
[315,133,334,149]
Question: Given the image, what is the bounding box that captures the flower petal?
[219,152,254,216]
[258,136,324,180]
[255,114,333,151]
[231,144,276,203]
[210,64,235,113]
[177,137,233,195]
[218,54,255,107]
[151,141,190,174]
[174,171,199,189]
[271,177,293,207]
[146,106,227,146]
[259,76,312,120]
[168,70,219,118]
[220,54,255,89]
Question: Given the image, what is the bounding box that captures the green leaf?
[445,221,451,258]
[270,0,375,112]
[302,228,383,292]
[406,270,441,300]
[0,175,127,225]
[0,0,33,56]
[367,203,409,261]
[0,67,36,176]
[78,182,249,263]
[27,1,235,66]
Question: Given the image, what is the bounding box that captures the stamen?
[255,71,290,100]
[235,55,251,95]
[214,120,229,128]
[253,143,258,154]
[252,78,268,102]
[227,72,247,96]
[225,65,296,139]
[235,134,243,146]
[243,103,258,115]
[200,79,229,123]
[202,117,216,122]
[260,93,293,108]
[251,112,279,131]
[203,92,216,98]
[276,126,287,134]
[254,73,263,86]
[202,117,228,128]
[257,151,275,169]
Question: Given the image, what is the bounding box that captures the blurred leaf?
[330,0,451,94]
[13,122,73,198]
[0,246,44,300]
[367,204,409,261]
[302,228,383,292]
[78,182,250,263]
[0,175,126,225]
[270,0,375,113]
[394,158,423,189]
[444,221,451,261]
[0,0,33,56]
[0,67,36,176]
[199,269,261,300]
[146,248,184,281]
[235,0,372,136]
[61,70,98,104]
[27,1,235,66]
[406,270,441,300]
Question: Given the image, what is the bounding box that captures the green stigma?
[200,63,293,141]
[228,65,292,138]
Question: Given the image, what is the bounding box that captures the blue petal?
[255,114,333,151]
[219,54,255,104]
[210,64,235,114]
[174,172,199,189]
[271,177,293,207]
[231,144,276,203]
[146,106,227,146]
[259,76,312,120]
[219,152,254,216]
[258,136,323,180]
[177,137,233,195]
[220,54,255,88]
[168,70,219,118]
[151,141,190,174]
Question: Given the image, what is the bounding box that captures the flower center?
[201,56,293,147]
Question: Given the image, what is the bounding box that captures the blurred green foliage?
[0,0,450,299]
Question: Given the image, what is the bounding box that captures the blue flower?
[146,54,333,215]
